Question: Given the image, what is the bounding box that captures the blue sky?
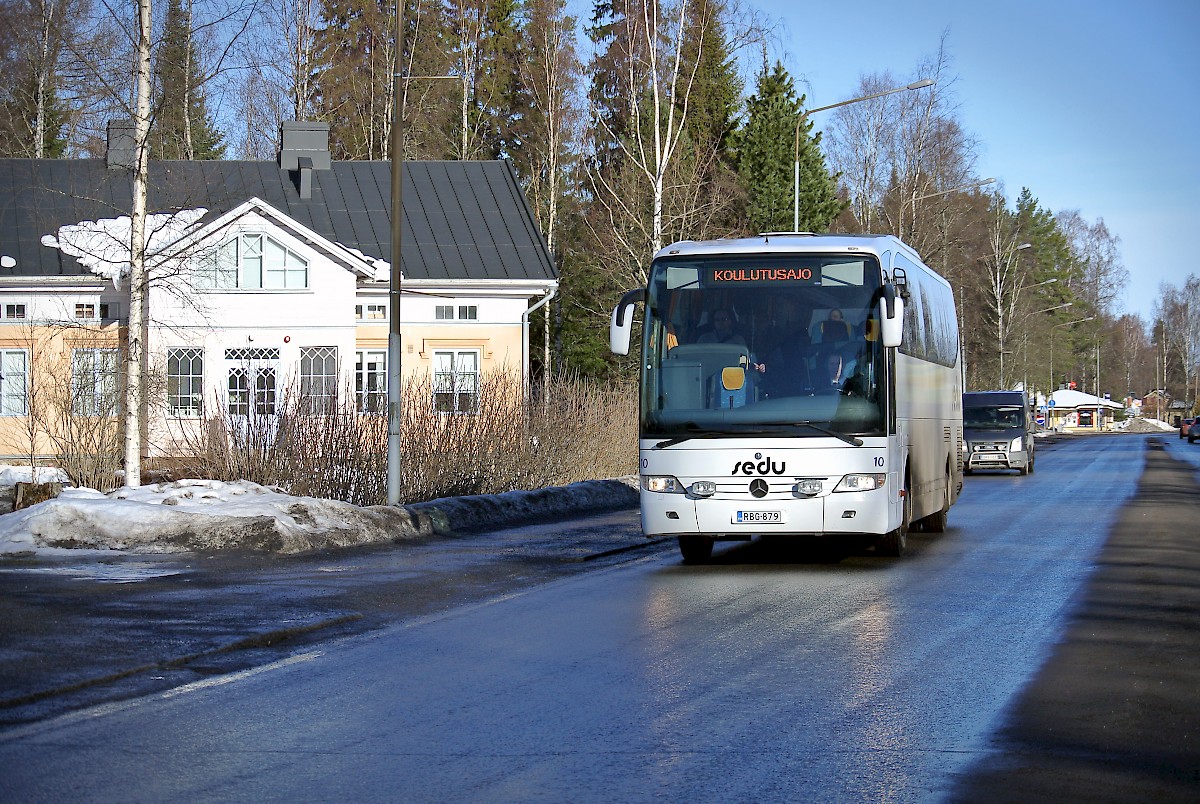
[752,0,1199,322]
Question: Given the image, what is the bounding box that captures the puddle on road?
[0,562,188,583]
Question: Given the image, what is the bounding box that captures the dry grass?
[162,371,638,506]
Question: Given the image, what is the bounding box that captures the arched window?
[198,233,309,289]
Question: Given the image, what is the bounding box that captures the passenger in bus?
[816,350,849,392]
[675,303,711,344]
[759,326,813,397]
[815,308,852,344]
[697,309,748,346]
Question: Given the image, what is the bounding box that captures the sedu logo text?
[732,452,787,476]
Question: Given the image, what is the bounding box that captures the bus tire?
[923,475,950,534]
[679,535,714,564]
[877,483,909,557]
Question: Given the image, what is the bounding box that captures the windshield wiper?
[782,422,868,446]
[653,421,863,448]
[653,422,715,449]
[653,423,783,449]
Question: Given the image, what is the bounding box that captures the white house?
[0,121,558,462]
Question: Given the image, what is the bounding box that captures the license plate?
[734,510,783,524]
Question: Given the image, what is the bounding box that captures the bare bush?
[164,370,637,506]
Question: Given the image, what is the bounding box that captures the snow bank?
[0,476,639,557]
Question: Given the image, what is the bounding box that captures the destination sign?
[709,267,818,284]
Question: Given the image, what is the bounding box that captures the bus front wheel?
[679,535,714,564]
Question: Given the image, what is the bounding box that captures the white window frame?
[200,232,309,290]
[4,304,27,320]
[432,349,480,414]
[356,303,387,322]
[0,349,28,416]
[356,349,387,414]
[72,348,121,417]
[300,346,339,413]
[457,305,478,320]
[435,305,454,320]
[167,347,204,418]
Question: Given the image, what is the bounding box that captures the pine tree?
[679,0,739,167]
[150,0,225,160]
[311,0,395,159]
[736,61,843,233]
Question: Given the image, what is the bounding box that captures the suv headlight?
[834,473,886,492]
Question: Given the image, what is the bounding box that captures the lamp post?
[388,66,462,504]
[1022,299,1071,391]
[793,78,933,232]
[388,3,406,505]
[903,177,996,243]
[991,241,1032,389]
[1049,316,1095,404]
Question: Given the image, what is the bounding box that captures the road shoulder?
[952,437,1200,800]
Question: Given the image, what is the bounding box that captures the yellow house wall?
[355,322,525,379]
[0,322,122,461]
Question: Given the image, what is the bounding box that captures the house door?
[225,348,280,432]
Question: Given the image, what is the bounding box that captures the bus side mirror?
[609,288,645,355]
[879,285,903,348]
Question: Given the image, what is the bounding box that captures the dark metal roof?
[0,157,556,283]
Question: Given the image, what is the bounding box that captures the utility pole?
[386,1,405,505]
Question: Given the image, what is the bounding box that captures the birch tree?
[0,0,84,157]
[516,0,583,256]
[125,0,154,488]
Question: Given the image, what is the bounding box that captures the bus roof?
[653,233,923,262]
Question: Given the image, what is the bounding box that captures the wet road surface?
[3,434,1183,801]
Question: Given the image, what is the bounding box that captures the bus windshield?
[641,253,886,438]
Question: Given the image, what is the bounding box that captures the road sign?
[1048,399,1056,408]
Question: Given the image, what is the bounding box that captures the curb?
[405,477,640,537]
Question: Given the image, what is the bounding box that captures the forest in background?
[2,0,1197,410]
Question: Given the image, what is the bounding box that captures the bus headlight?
[642,475,682,493]
[834,473,886,492]
[689,480,717,497]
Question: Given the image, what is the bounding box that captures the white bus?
[610,233,964,562]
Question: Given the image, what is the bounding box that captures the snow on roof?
[1050,389,1123,410]
[40,209,207,288]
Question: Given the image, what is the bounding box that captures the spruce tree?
[736,62,843,233]
[150,0,225,160]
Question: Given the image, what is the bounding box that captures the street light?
[389,70,465,504]
[1021,299,1070,389]
[793,78,934,232]
[1049,316,1095,401]
[992,241,1032,389]
[902,177,996,241]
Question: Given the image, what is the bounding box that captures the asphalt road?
[1,433,1198,801]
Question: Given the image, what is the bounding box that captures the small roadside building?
[1047,389,1124,432]
[0,120,558,463]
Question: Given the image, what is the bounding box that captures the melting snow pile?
[0,479,432,557]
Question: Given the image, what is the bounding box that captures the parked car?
[1188,419,1200,444]
[1181,417,1195,440]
